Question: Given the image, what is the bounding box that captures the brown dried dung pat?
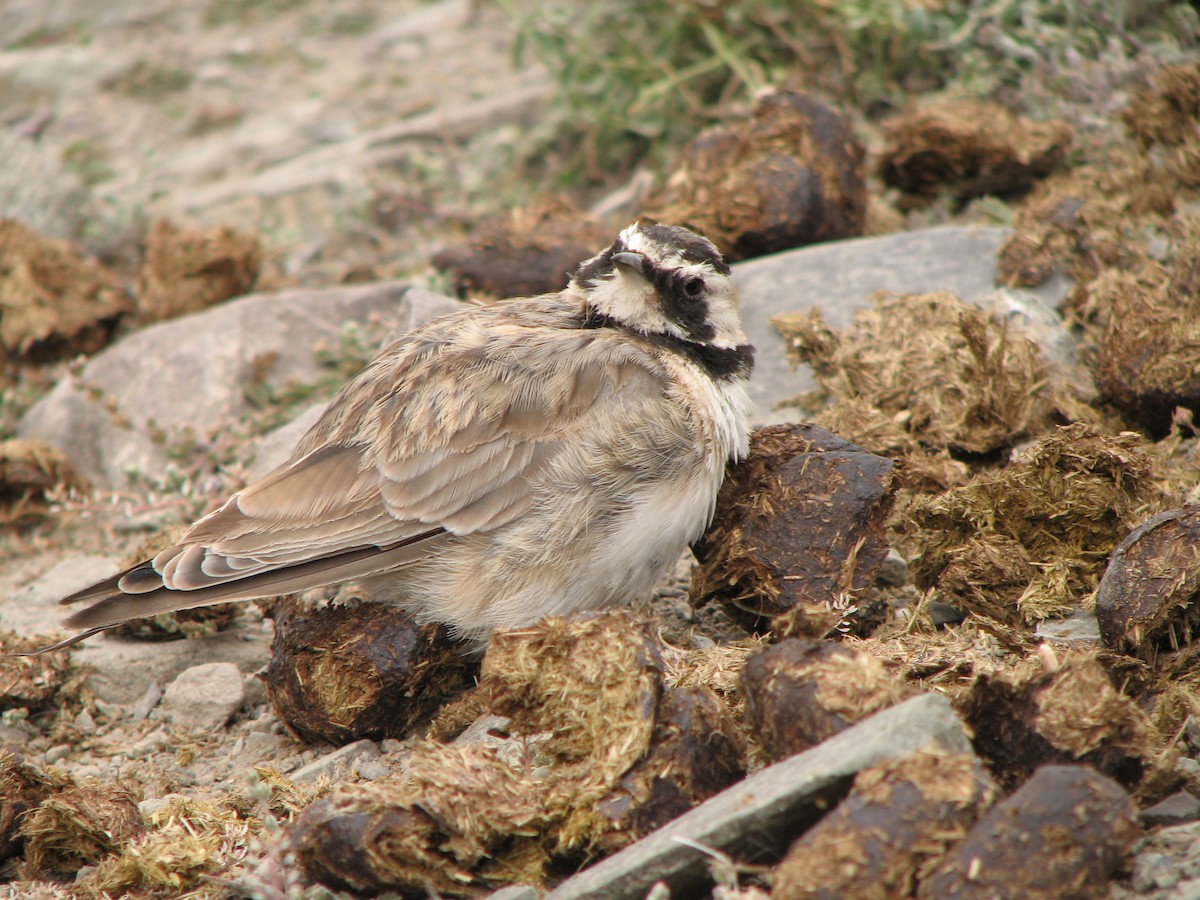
[1121,62,1200,188]
[996,158,1172,293]
[773,292,1056,459]
[690,424,897,637]
[82,795,258,896]
[291,742,555,895]
[593,686,743,852]
[772,751,995,900]
[432,195,609,298]
[1092,241,1200,434]
[917,764,1139,899]
[0,218,128,360]
[0,438,84,529]
[136,218,262,324]
[644,90,866,260]
[0,749,68,864]
[959,652,1147,790]
[291,613,740,893]
[741,638,906,762]
[1095,504,1200,665]
[19,781,143,878]
[906,424,1171,624]
[0,628,71,711]
[878,98,1071,203]
[476,612,665,851]
[262,599,475,745]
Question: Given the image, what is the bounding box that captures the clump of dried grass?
[289,612,744,894]
[83,796,258,897]
[772,291,1064,476]
[905,424,1173,623]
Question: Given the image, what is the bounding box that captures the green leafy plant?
[504,0,1197,186]
[62,139,114,186]
[505,0,801,183]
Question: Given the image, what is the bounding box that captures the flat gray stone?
[290,739,382,786]
[19,282,462,489]
[8,554,272,706]
[162,661,246,731]
[0,555,120,636]
[546,692,971,900]
[77,617,272,707]
[732,225,1071,423]
[1142,791,1200,828]
[0,130,90,240]
[1036,608,1103,643]
[485,888,539,900]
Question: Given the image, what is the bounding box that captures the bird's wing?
[56,316,667,633]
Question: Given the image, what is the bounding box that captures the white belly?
[373,370,751,642]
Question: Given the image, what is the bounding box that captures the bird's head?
[570,223,749,354]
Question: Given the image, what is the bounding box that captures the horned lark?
[34,223,754,652]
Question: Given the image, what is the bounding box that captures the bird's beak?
[612,251,646,276]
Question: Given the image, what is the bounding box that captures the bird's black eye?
[684,277,704,298]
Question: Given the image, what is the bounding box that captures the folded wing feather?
[49,317,669,643]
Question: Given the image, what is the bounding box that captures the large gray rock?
[19,282,462,489]
[290,739,382,786]
[82,623,272,707]
[162,661,246,731]
[0,131,91,240]
[732,225,1069,423]
[4,553,272,706]
[0,555,120,637]
[546,692,972,900]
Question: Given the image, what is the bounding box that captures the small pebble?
[1177,757,1200,780]
[1141,791,1200,827]
[242,732,284,758]
[928,601,967,629]
[131,682,163,722]
[487,888,538,900]
[453,715,512,748]
[876,548,908,587]
[138,797,170,821]
[356,758,392,780]
[73,708,96,733]
[290,739,381,786]
[93,699,124,720]
[0,725,31,746]
[247,711,280,734]
[127,727,169,760]
[1035,608,1102,643]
